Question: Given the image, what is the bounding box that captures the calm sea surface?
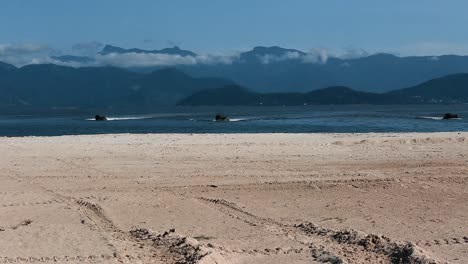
[0,105,467,137]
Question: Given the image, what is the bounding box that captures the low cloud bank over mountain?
[4,43,468,93]
[0,43,335,68]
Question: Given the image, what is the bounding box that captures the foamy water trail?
[228,118,249,122]
[86,116,153,121]
[418,116,444,120]
[210,118,249,122]
[417,116,462,120]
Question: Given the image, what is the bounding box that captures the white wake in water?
[86,115,154,121]
[418,116,443,120]
[228,118,249,122]
[211,118,249,122]
[418,116,462,120]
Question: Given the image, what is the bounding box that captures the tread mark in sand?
[416,237,468,247]
[197,197,440,264]
[0,254,133,263]
[0,199,64,208]
[42,190,212,264]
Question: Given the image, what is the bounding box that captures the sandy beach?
[1,132,467,263]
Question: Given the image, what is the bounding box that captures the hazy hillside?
[0,61,16,70]
[178,73,468,106]
[1,60,467,111]
[388,73,468,103]
[0,64,232,111]
[178,85,410,106]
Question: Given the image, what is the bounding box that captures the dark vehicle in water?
[443,113,459,119]
[95,115,108,121]
[215,114,229,122]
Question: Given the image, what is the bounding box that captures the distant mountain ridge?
[98,45,197,56]
[0,64,232,111]
[0,61,16,70]
[51,55,94,63]
[2,50,468,112]
[239,46,306,62]
[178,48,468,93]
[388,73,468,103]
[178,73,468,106]
[51,45,198,64]
[178,85,408,106]
[48,44,468,94]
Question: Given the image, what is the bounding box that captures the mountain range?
[98,45,197,56]
[0,62,232,112]
[178,85,402,106]
[2,43,468,112]
[0,58,468,112]
[51,45,468,94]
[177,50,468,94]
[179,73,468,106]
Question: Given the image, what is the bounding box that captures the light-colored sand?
[1,132,467,263]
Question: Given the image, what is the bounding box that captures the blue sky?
[1,0,468,56]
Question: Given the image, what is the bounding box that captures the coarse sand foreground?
[0,132,468,263]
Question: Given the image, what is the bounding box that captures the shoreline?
[1,130,467,138]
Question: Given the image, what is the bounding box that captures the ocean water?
[0,105,467,137]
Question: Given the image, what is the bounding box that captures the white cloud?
[96,53,197,67]
[0,42,241,68]
[13,41,468,69]
[258,51,303,64]
[0,43,60,66]
[0,43,56,56]
[302,49,328,64]
[194,52,239,65]
[48,52,239,68]
[91,52,238,68]
[256,50,330,65]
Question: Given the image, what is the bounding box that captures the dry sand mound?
[199,197,441,263]
[296,223,438,264]
[130,228,227,264]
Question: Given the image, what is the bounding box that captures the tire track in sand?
[46,191,153,263]
[42,190,215,264]
[0,254,125,263]
[415,237,468,247]
[197,197,440,264]
[0,199,64,208]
